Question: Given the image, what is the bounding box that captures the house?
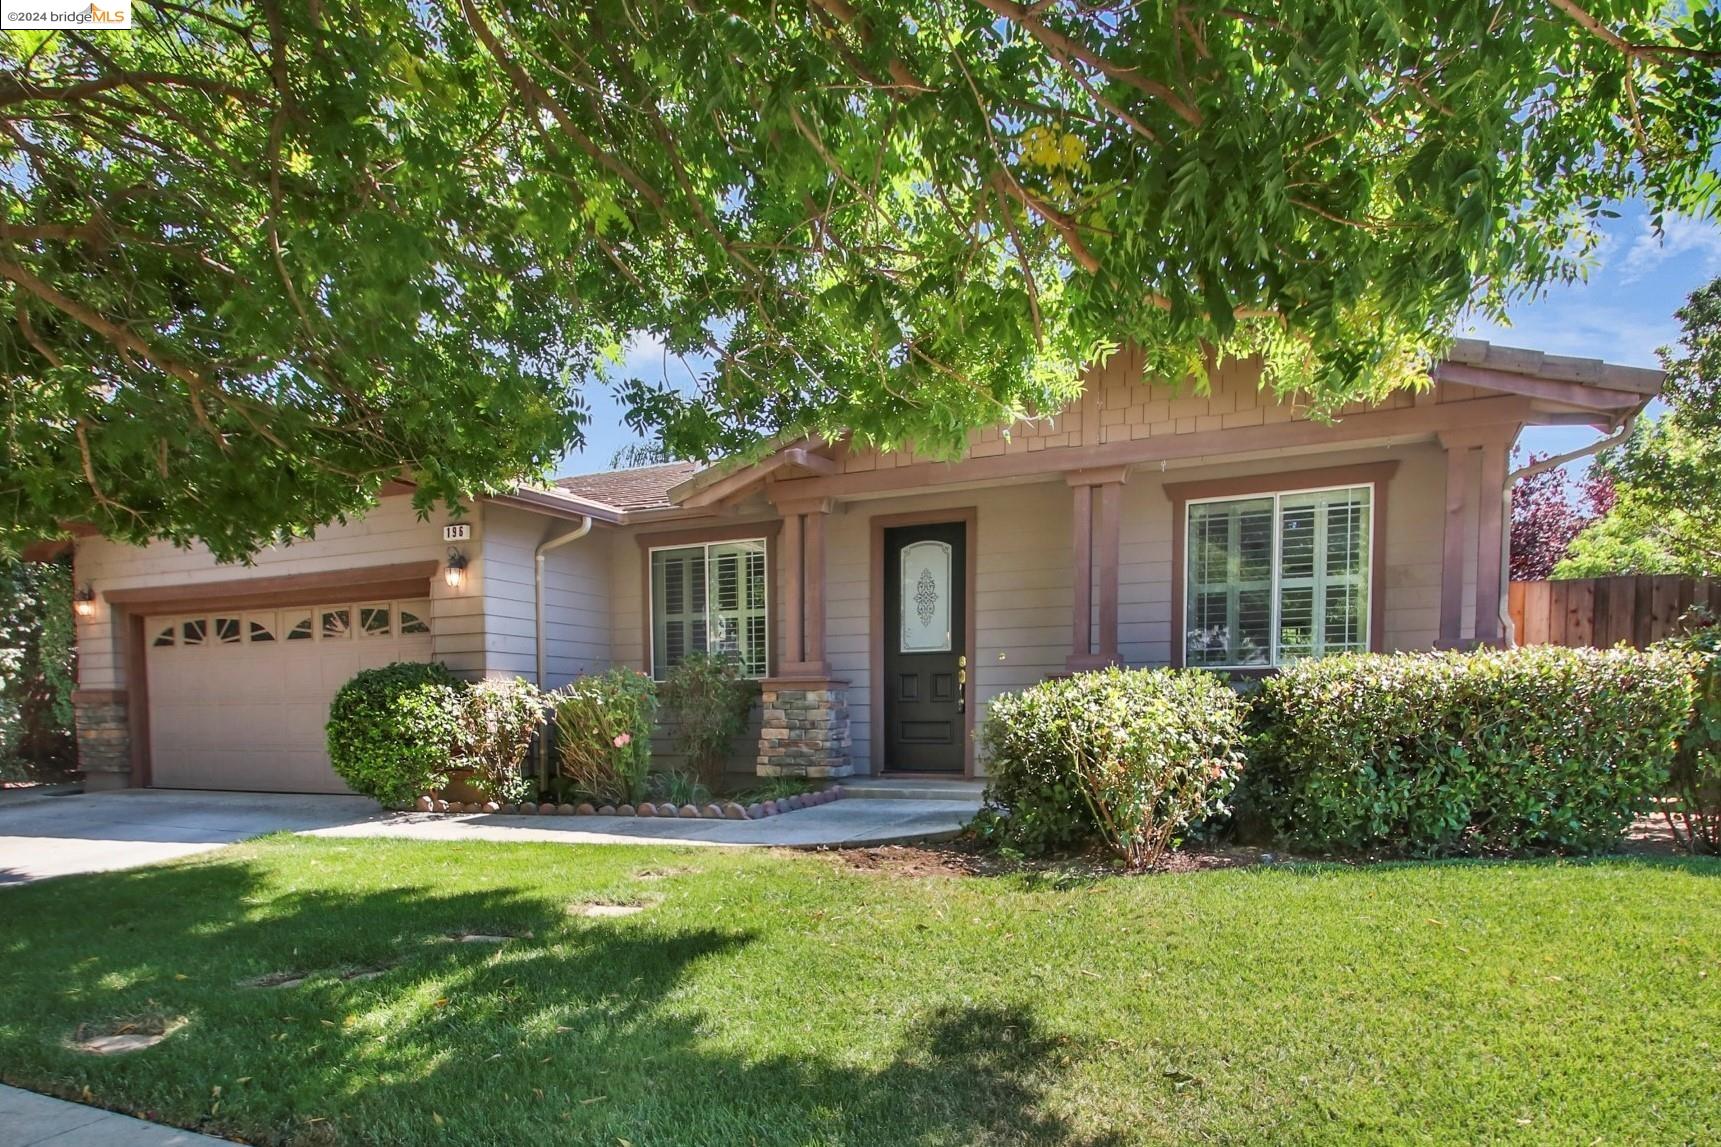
[48,339,1660,793]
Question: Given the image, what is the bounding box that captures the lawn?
[1,839,1717,1145]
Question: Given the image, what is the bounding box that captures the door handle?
[957,661,967,713]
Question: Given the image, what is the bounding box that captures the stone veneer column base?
[72,690,132,790]
[756,677,853,779]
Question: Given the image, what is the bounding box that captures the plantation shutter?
[651,539,768,679]
[1184,486,1373,667]
[1185,497,1274,667]
[651,546,707,678]
[1276,488,1371,660]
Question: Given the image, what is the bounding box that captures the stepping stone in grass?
[70,1016,183,1055]
[573,902,647,918]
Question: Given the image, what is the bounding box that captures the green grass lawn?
[1,839,1717,1145]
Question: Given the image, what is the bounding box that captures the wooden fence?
[1508,576,1721,649]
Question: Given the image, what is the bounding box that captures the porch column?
[1065,467,1126,671]
[759,496,851,778]
[1474,437,1510,646]
[1438,439,1477,647]
[1438,427,1519,648]
[775,497,833,678]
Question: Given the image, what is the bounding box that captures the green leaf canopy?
[3,1,1718,557]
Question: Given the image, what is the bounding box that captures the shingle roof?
[1444,338,1662,394]
[551,460,702,511]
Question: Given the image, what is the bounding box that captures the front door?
[883,522,967,773]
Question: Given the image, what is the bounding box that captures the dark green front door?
[883,522,966,773]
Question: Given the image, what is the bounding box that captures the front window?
[650,539,768,679]
[1185,486,1372,668]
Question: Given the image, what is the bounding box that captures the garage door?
[146,599,434,793]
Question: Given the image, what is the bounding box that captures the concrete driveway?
[0,789,380,885]
[0,788,981,885]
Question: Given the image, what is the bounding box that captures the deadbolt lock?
[958,655,968,668]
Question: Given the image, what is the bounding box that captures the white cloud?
[1619,214,1721,283]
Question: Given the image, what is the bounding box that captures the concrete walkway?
[0,1084,226,1145]
[0,788,981,884]
[306,797,978,849]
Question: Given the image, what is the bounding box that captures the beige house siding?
[72,495,484,691]
[812,441,1451,777]
[478,505,612,687]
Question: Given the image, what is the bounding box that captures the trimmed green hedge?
[1246,646,1695,855]
[978,667,1251,858]
[326,662,463,805]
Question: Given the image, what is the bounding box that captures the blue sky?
[557,201,1721,475]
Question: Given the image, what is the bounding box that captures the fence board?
[1511,575,1720,649]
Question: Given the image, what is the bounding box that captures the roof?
[1441,338,1661,395]
[550,460,702,512]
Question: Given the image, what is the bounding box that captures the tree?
[4,1,1720,558]
[1556,277,1721,577]
[608,442,675,470]
[0,556,75,777]
[1510,454,1614,580]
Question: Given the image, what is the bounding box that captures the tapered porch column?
[759,495,851,778]
[1438,427,1519,648]
[774,497,834,678]
[1066,467,1127,671]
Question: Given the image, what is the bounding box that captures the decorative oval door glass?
[900,540,952,653]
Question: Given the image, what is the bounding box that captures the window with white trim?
[650,539,768,679]
[1185,485,1372,668]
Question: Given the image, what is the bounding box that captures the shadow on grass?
[0,856,1117,1146]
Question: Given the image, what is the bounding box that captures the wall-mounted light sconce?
[72,585,97,619]
[444,549,469,590]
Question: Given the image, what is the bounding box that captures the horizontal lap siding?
[73,496,482,690]
[1117,443,1447,664]
[479,506,613,686]
[824,482,1071,776]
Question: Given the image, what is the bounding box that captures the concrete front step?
[840,777,987,802]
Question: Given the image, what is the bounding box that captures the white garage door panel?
[147,600,433,794]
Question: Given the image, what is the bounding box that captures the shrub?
[658,652,757,788]
[1661,614,1721,854]
[1247,646,1696,856]
[552,668,656,805]
[451,678,545,804]
[326,662,463,805]
[979,667,1251,863]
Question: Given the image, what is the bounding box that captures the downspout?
[1497,414,1638,646]
[535,516,593,784]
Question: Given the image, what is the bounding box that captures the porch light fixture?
[444,549,469,590]
[72,584,97,619]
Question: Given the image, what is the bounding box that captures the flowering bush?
[451,677,545,804]
[551,668,656,805]
[978,667,1250,865]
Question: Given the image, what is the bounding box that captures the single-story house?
[48,339,1660,793]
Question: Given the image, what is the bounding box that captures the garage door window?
[359,604,391,637]
[150,600,433,651]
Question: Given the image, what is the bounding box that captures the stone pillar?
[72,689,132,791]
[755,678,852,778]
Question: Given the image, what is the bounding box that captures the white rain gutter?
[1498,415,1638,645]
[535,516,593,781]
